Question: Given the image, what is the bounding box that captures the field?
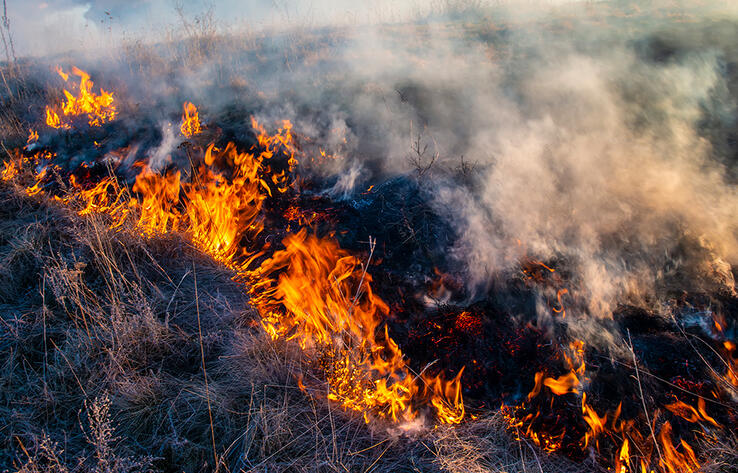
[1,2,737,472]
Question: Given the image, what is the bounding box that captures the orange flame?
[665,398,718,427]
[10,115,464,425]
[180,101,202,137]
[247,229,464,423]
[614,438,630,473]
[658,421,700,473]
[132,167,182,235]
[45,66,116,129]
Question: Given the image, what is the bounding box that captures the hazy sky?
[4,0,419,57]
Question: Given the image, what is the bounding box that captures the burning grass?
[1,5,738,473]
[0,127,600,473]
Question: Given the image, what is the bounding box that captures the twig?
[348,236,376,316]
[194,262,218,468]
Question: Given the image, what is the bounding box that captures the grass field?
[1,2,737,472]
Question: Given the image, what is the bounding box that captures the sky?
[4,0,423,57]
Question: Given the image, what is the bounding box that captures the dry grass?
[1,9,735,472]
[0,161,602,473]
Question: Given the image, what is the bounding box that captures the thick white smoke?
[10,0,738,345]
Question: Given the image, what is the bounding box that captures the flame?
[665,398,718,427]
[66,175,129,228]
[8,114,464,425]
[45,66,116,129]
[553,288,568,317]
[504,337,720,473]
[543,370,580,396]
[615,438,630,473]
[581,393,607,449]
[246,229,464,422]
[27,129,39,143]
[426,367,466,424]
[658,422,700,473]
[132,167,182,235]
[55,66,69,82]
[180,101,202,137]
[252,116,298,177]
[45,108,66,129]
[1,157,21,181]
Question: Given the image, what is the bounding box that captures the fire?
[657,422,700,473]
[62,174,129,229]
[251,116,298,178]
[246,229,463,423]
[614,438,630,473]
[426,368,466,424]
[132,167,182,235]
[10,85,465,425]
[581,393,607,449]
[1,157,21,181]
[188,143,271,261]
[503,336,723,473]
[543,370,580,395]
[665,398,718,427]
[180,101,202,137]
[45,66,116,129]
[6,64,737,473]
[45,108,65,129]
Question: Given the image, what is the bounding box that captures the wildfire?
[45,66,116,129]
[7,70,735,473]
[503,336,725,473]
[9,80,465,426]
[180,101,202,137]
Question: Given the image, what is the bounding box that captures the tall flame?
[180,101,202,137]
[45,66,116,129]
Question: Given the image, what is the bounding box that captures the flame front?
[503,336,723,473]
[45,66,116,129]
[11,84,464,425]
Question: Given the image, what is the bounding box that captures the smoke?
[15,0,738,350]
[251,1,738,340]
[4,0,420,58]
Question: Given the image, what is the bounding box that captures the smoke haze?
[8,0,738,350]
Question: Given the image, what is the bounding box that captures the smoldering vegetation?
[1,0,738,472]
